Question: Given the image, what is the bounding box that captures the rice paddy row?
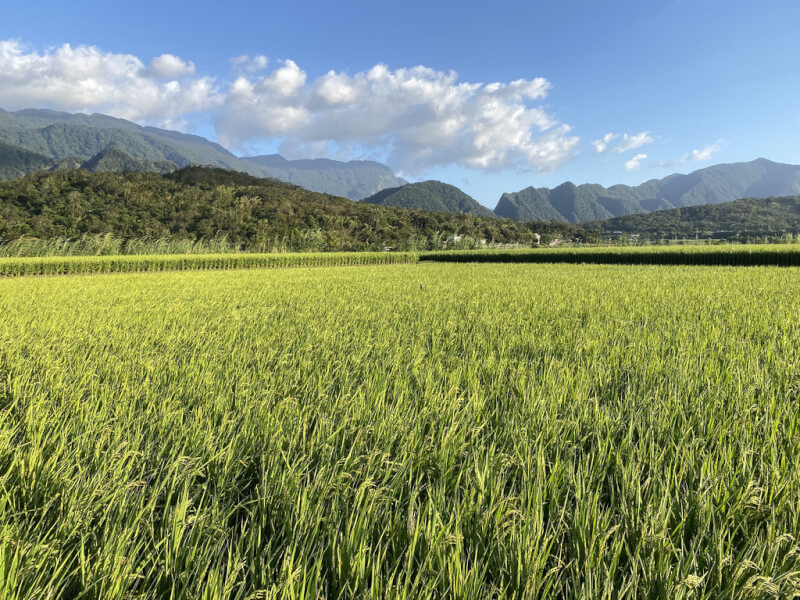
[0,251,418,277]
[3,244,800,277]
[421,244,800,266]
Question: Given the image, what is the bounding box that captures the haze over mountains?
[0,108,405,199]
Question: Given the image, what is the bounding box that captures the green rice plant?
[421,244,800,266]
[0,263,799,598]
[0,251,419,277]
[8,244,800,279]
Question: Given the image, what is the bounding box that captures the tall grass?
[1,263,799,598]
[0,234,249,257]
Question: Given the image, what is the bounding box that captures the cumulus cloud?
[624,153,647,170]
[658,142,722,168]
[0,40,580,173]
[0,40,221,126]
[143,54,195,79]
[593,131,653,154]
[217,62,579,173]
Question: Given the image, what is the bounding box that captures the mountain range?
[0,108,405,199]
[2,109,800,227]
[495,159,800,223]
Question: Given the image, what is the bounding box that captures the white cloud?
[592,133,618,153]
[0,40,221,127]
[658,141,722,168]
[262,59,307,96]
[615,132,653,153]
[688,143,719,161]
[624,153,647,170]
[0,40,580,174]
[231,54,269,73]
[593,131,653,154]
[143,54,195,79]
[218,62,579,173]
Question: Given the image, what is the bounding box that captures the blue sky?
[2,0,798,207]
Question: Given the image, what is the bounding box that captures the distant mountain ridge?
[0,108,405,199]
[361,181,496,218]
[3,110,800,221]
[0,142,178,177]
[496,159,800,223]
[244,154,407,200]
[585,195,800,238]
[80,146,176,174]
[0,140,56,180]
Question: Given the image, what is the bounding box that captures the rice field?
[0,251,418,277]
[1,262,799,598]
[4,244,800,278]
[421,244,800,266]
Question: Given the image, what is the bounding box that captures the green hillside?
[0,167,579,250]
[496,159,800,222]
[79,146,177,174]
[362,180,496,218]
[0,109,405,199]
[244,154,405,199]
[0,141,56,180]
[585,195,800,238]
[494,187,564,221]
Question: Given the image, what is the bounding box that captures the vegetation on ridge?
[0,167,580,251]
[585,194,800,239]
[362,180,497,218]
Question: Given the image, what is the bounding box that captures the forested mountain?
[362,181,496,218]
[79,146,177,174]
[496,159,800,223]
[5,110,798,223]
[0,141,178,178]
[0,141,56,180]
[0,167,580,250]
[244,154,405,199]
[585,195,800,238]
[0,108,405,199]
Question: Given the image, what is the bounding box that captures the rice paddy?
[1,261,799,598]
[5,244,800,278]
